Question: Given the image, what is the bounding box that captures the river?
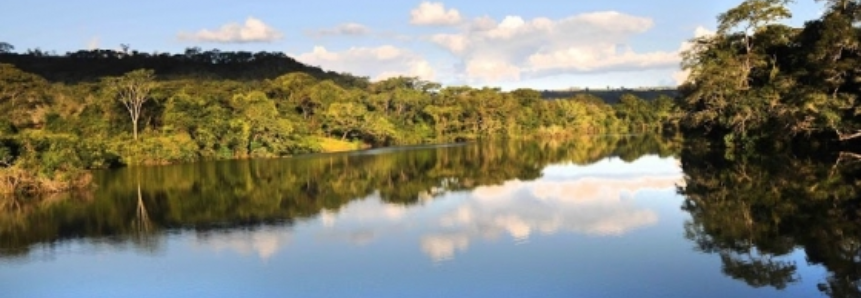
[0,136,855,297]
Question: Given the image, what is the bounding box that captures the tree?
[815,0,861,16]
[0,42,13,54]
[651,95,679,130]
[0,64,50,129]
[679,0,797,145]
[106,69,156,140]
[511,88,542,107]
[616,93,654,131]
[325,102,368,140]
[717,0,793,89]
[268,72,317,119]
[228,91,293,157]
[306,80,345,120]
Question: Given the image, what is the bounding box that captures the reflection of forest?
[679,145,861,298]
[0,134,679,258]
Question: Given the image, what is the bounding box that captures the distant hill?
[0,48,371,88]
[541,89,678,103]
[0,48,679,99]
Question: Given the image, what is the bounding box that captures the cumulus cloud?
[429,11,701,84]
[311,22,371,37]
[295,45,436,81]
[178,17,283,43]
[464,58,522,82]
[410,2,463,26]
[288,5,704,86]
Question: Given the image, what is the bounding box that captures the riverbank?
[0,136,359,195]
[0,136,451,195]
[0,134,673,195]
[0,167,92,195]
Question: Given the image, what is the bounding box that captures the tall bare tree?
[106,69,156,140]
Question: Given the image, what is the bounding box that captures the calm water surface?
[0,137,854,297]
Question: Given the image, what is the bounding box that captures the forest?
[679,0,861,150]
[0,43,678,194]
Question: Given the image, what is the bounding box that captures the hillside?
[0,48,371,88]
[541,89,678,103]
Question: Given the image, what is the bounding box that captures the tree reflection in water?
[0,134,681,259]
[679,143,861,298]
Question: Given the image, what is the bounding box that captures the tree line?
[0,44,370,87]
[0,47,679,194]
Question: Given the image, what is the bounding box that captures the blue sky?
[0,0,822,90]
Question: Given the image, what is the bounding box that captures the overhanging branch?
[836,129,861,141]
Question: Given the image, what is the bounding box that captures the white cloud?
[694,26,715,39]
[469,15,497,31]
[86,36,100,50]
[410,2,463,26]
[429,11,698,84]
[430,34,468,54]
[178,17,283,43]
[527,45,679,73]
[286,6,704,86]
[464,58,521,82]
[296,45,436,81]
[311,22,371,37]
[672,70,690,86]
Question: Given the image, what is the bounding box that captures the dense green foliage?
[0,48,679,194]
[679,0,861,148]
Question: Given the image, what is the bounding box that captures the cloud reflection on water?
[192,228,291,261]
[420,173,681,261]
[193,156,684,262]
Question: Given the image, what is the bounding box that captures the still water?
[0,137,855,297]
